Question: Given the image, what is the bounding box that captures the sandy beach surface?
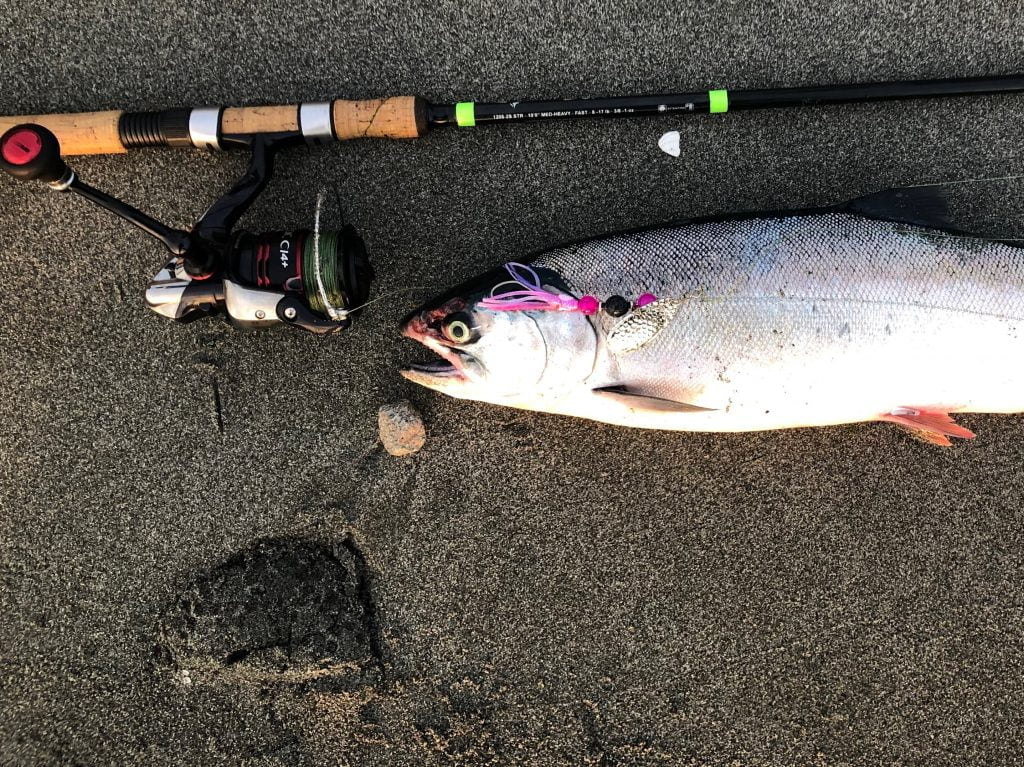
[3,2,1024,764]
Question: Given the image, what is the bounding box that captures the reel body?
[146,225,371,332]
[0,124,373,334]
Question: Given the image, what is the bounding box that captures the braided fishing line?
[337,286,434,316]
[303,229,348,316]
[301,188,377,320]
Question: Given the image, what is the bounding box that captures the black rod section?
[119,108,192,148]
[427,74,1024,128]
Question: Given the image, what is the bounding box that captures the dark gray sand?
[3,2,1024,764]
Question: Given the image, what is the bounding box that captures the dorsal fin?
[835,186,955,230]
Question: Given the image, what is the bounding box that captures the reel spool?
[231,228,370,317]
[0,123,373,334]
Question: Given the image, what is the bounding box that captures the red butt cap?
[1,128,44,166]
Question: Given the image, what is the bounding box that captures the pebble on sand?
[378,400,427,456]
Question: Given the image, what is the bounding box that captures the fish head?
[400,267,598,408]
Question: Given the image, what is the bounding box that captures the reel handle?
[0,123,195,259]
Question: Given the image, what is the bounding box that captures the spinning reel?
[0,124,372,333]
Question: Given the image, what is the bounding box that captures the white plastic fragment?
[378,400,426,456]
[658,131,681,157]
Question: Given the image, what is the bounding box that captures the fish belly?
[611,297,1024,432]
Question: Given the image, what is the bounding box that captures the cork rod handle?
[220,96,427,139]
[332,96,426,140]
[0,111,126,155]
[0,96,428,156]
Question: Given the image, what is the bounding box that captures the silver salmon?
[401,187,1024,445]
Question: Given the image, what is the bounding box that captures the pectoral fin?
[606,299,683,355]
[593,385,715,414]
[879,407,976,447]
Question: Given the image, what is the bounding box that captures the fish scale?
[535,215,1024,320]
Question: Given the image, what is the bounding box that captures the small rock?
[378,400,426,456]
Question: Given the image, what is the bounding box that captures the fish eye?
[442,312,478,344]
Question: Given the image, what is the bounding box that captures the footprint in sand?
[155,538,383,684]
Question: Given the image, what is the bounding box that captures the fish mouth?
[400,318,471,387]
[404,358,462,378]
[402,356,467,388]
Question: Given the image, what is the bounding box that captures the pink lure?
[479,263,652,315]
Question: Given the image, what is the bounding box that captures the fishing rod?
[1,73,1022,335]
[2,74,1023,155]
